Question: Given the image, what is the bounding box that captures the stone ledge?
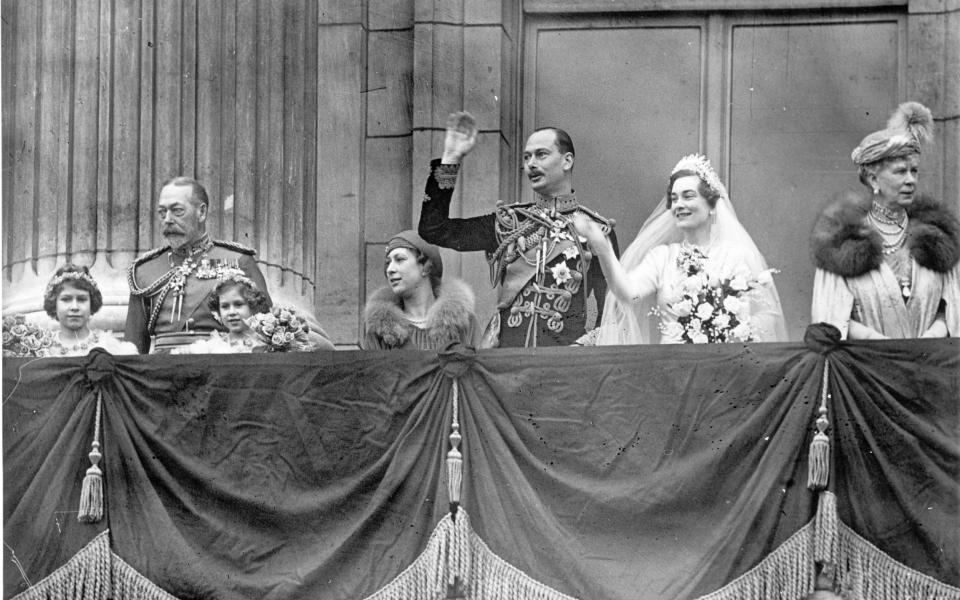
[524,0,906,12]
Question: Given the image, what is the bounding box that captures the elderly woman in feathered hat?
[811,102,960,339]
[363,230,478,350]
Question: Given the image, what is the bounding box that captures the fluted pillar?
[409,0,522,326]
[2,0,322,338]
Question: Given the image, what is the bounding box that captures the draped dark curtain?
[4,338,958,600]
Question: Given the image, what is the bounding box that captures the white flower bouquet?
[661,245,777,344]
[246,306,312,352]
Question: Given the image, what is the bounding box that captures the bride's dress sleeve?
[595,245,666,345]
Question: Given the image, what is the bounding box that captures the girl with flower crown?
[174,276,271,353]
[41,264,138,356]
[573,155,787,344]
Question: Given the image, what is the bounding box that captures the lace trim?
[433,163,460,190]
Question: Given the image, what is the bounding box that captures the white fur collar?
[364,278,475,348]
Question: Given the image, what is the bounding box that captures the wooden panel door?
[727,14,903,342]
[523,10,903,341]
[524,15,708,240]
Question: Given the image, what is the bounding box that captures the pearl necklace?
[870,201,906,223]
[407,316,428,328]
[880,230,908,255]
[868,202,909,255]
[57,330,99,355]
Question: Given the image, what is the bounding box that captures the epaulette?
[496,200,535,210]
[577,205,616,233]
[127,245,171,295]
[213,239,257,255]
[132,245,170,266]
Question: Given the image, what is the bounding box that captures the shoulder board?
[496,200,534,210]
[577,205,616,229]
[132,246,169,266]
[213,239,257,255]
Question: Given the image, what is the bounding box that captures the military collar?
[535,193,578,215]
[169,233,213,259]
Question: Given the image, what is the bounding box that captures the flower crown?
[44,271,99,296]
[672,154,727,199]
[219,270,257,289]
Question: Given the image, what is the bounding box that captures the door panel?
[525,19,705,239]
[728,17,902,341]
[524,11,903,341]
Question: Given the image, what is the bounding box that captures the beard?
[163,231,186,246]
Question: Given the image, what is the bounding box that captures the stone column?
[2,0,326,343]
[409,0,522,325]
[907,0,960,209]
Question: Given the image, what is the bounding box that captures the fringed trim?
[11,530,179,600]
[11,531,113,600]
[834,523,960,600]
[110,553,179,600]
[696,520,818,600]
[814,491,838,565]
[695,511,960,600]
[363,509,577,600]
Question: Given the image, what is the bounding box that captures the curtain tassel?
[807,362,831,491]
[78,389,104,523]
[446,381,463,519]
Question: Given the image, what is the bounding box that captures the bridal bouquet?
[246,306,312,352]
[3,314,56,357]
[661,245,777,344]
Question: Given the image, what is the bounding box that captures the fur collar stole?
[811,191,960,277]
[364,278,475,348]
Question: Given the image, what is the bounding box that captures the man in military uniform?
[418,112,617,347]
[124,176,271,353]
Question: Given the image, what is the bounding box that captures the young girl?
[42,264,137,356]
[176,275,271,353]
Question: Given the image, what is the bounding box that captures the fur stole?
[811,191,960,277]
[364,278,475,348]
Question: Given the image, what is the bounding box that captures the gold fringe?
[110,553,179,600]
[696,520,817,600]
[814,491,838,565]
[11,517,958,600]
[363,509,578,600]
[11,530,178,600]
[11,531,112,600]
[696,513,960,600]
[834,523,960,600]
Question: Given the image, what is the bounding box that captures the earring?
[213,313,222,324]
[872,188,879,195]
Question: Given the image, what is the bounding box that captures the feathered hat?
[851,101,933,165]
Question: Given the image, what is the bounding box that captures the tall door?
[524,10,904,341]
